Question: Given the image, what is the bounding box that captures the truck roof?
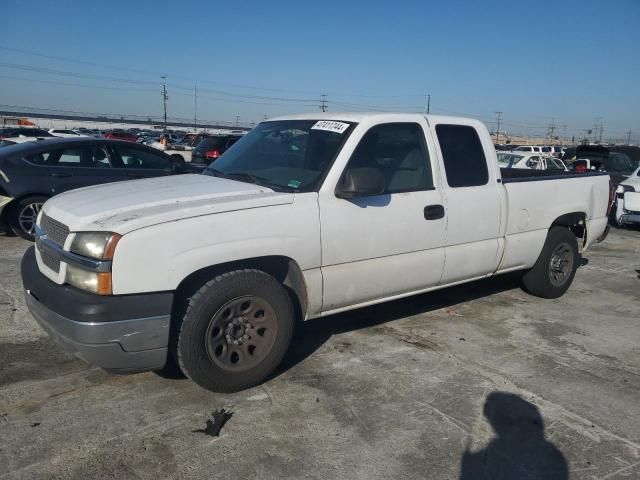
[268,112,477,124]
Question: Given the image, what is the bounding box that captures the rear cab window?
[435,124,489,187]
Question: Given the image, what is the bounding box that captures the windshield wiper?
[207,169,293,192]
[226,171,261,184]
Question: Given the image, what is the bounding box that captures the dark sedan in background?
[0,137,184,240]
[190,134,243,171]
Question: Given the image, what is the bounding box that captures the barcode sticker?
[311,121,350,134]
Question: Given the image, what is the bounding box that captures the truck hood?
[620,172,640,191]
[43,174,294,234]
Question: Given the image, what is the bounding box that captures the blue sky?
[1,0,639,141]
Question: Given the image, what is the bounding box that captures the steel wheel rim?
[549,242,573,287]
[18,202,42,236]
[205,295,278,372]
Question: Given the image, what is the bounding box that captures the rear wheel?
[521,226,579,299]
[8,196,47,241]
[176,269,295,393]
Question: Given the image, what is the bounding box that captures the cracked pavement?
[0,229,639,479]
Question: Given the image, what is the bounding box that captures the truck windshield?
[605,152,637,176]
[203,120,354,192]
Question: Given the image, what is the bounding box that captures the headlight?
[70,232,121,260]
[66,263,113,295]
[66,232,121,295]
[616,184,634,195]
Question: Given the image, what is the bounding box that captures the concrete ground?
[0,229,638,480]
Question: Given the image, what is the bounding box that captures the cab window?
[344,123,433,193]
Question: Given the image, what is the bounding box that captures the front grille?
[41,213,70,247]
[40,249,61,273]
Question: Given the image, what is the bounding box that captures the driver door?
[318,122,446,312]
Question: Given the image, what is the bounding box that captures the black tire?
[611,201,625,229]
[176,269,295,393]
[8,196,48,241]
[522,226,579,299]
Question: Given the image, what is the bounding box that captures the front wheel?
[176,269,295,392]
[521,227,579,299]
[8,196,47,241]
[610,199,625,228]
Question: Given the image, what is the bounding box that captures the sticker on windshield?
[311,121,350,134]
[288,179,301,188]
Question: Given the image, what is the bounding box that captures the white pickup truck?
[21,113,612,393]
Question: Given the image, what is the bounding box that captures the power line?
[0,62,320,104]
[0,45,428,98]
[0,70,322,111]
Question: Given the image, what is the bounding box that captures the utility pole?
[627,130,632,145]
[494,111,502,144]
[320,94,328,112]
[548,118,556,142]
[562,125,567,146]
[599,122,604,144]
[193,85,197,131]
[593,117,602,144]
[235,115,240,126]
[425,93,431,114]
[161,75,168,133]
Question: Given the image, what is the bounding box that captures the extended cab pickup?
[21,113,611,392]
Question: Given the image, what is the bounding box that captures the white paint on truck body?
[37,113,611,319]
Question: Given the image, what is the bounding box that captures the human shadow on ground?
[459,392,568,480]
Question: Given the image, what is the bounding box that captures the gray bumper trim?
[0,195,12,219]
[621,213,640,224]
[25,289,169,372]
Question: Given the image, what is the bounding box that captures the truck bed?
[500,168,608,183]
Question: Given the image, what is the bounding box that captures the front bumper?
[21,246,173,373]
[620,213,640,225]
[0,194,13,229]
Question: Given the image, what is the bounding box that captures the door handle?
[50,173,72,178]
[424,204,445,220]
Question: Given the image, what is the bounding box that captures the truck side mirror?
[335,167,386,199]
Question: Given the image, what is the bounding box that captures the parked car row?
[497,152,567,171]
[0,137,187,240]
[494,144,566,158]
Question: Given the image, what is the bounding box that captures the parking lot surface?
[1,229,639,479]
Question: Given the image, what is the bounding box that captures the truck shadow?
[274,272,523,379]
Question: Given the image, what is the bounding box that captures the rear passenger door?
[23,145,121,194]
[432,122,503,284]
[108,144,174,179]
